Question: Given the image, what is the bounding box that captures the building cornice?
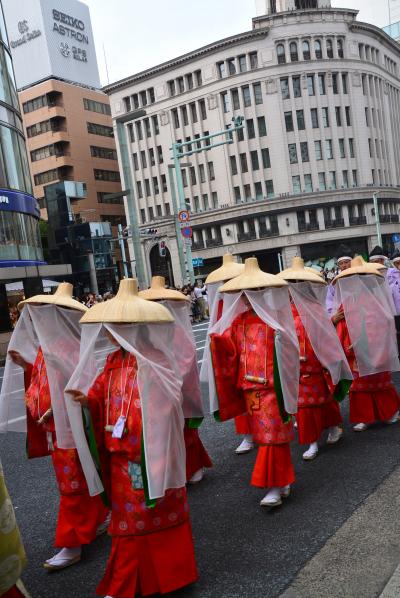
[103,28,269,95]
[252,7,358,27]
[349,21,400,56]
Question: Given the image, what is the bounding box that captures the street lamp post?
[115,109,147,289]
[170,116,244,285]
[373,192,382,247]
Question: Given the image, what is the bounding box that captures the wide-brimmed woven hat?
[18,282,87,312]
[276,257,326,285]
[139,276,189,302]
[219,257,287,293]
[333,256,384,283]
[80,278,174,324]
[205,254,245,284]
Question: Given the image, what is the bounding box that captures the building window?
[137,181,143,198]
[212,191,218,208]
[23,95,47,113]
[318,172,326,190]
[239,55,247,72]
[332,73,339,94]
[292,76,301,98]
[199,163,206,182]
[140,90,148,106]
[315,140,322,160]
[307,74,315,96]
[326,39,333,59]
[247,119,255,139]
[186,73,193,89]
[285,111,294,132]
[342,73,348,94]
[136,121,143,140]
[349,138,355,158]
[250,150,259,170]
[221,92,230,113]
[240,153,248,173]
[326,139,333,159]
[234,186,241,203]
[149,148,155,166]
[132,94,139,109]
[352,170,358,186]
[280,78,290,99]
[318,73,326,95]
[231,89,240,110]
[161,174,167,192]
[265,179,274,198]
[296,109,305,130]
[140,209,146,223]
[152,115,159,135]
[145,179,151,196]
[255,182,263,200]
[34,168,58,185]
[203,194,210,210]
[144,118,151,137]
[157,146,163,164]
[257,116,267,136]
[290,42,298,62]
[329,171,337,189]
[26,119,52,138]
[140,150,147,168]
[182,169,188,187]
[180,106,188,126]
[123,97,131,112]
[230,155,238,175]
[342,170,349,188]
[249,52,258,69]
[345,106,351,126]
[227,58,236,75]
[199,99,207,119]
[288,143,298,164]
[315,39,322,59]
[148,206,154,220]
[253,83,263,105]
[261,148,271,169]
[207,162,215,180]
[335,107,342,127]
[168,80,176,97]
[133,153,139,170]
[94,169,121,182]
[242,86,251,107]
[337,39,344,59]
[322,107,329,127]
[30,144,56,161]
[311,108,319,128]
[148,88,155,103]
[304,174,313,192]
[87,122,114,137]
[153,177,160,194]
[300,142,309,162]
[339,138,345,158]
[128,123,134,142]
[302,40,311,60]
[277,44,286,64]
[83,98,111,115]
[217,61,225,78]
[195,70,202,86]
[90,146,117,160]
[172,109,180,128]
[292,175,301,193]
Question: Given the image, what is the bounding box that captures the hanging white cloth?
[209,287,299,414]
[289,282,352,384]
[337,274,400,376]
[199,282,221,414]
[65,322,186,501]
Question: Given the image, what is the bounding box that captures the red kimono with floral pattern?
[24,348,108,547]
[292,304,342,444]
[87,349,198,598]
[336,317,399,424]
[211,310,295,488]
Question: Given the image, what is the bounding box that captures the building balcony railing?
[237,230,257,242]
[380,214,399,223]
[205,237,223,248]
[259,224,279,238]
[298,222,319,232]
[325,218,345,229]
[192,240,205,251]
[349,216,367,226]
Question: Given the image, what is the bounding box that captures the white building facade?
[105,0,400,285]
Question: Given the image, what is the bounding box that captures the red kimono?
[211,310,295,488]
[24,348,108,548]
[184,425,212,480]
[336,318,399,423]
[292,304,342,444]
[87,349,198,598]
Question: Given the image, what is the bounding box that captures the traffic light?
[140,228,159,236]
[159,241,166,257]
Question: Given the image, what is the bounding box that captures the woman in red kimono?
[70,279,198,598]
[334,257,400,431]
[210,258,297,508]
[7,284,109,571]
[277,259,346,461]
[204,255,253,454]
[139,277,212,484]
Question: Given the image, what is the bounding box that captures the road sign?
[181,226,193,238]
[192,257,204,267]
[178,210,190,223]
[184,238,192,247]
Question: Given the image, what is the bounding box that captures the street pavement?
[2,323,400,597]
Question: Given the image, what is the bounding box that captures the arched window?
[277,44,286,64]
[315,39,322,59]
[302,40,311,60]
[337,39,344,58]
[290,41,298,62]
[327,38,333,58]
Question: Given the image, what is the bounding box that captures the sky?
[83,0,398,87]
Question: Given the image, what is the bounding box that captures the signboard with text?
[3,0,100,90]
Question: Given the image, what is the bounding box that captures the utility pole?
[117,223,129,278]
[170,116,244,285]
[373,192,382,247]
[168,164,190,285]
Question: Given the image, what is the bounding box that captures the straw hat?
[139,276,189,302]
[205,254,245,284]
[333,256,384,283]
[276,257,326,285]
[219,257,287,293]
[18,282,87,312]
[80,278,174,324]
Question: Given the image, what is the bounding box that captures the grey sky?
[84,0,396,87]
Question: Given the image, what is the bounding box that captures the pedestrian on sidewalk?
[334,256,400,432]
[209,258,299,508]
[277,258,352,461]
[0,284,109,571]
[193,282,208,320]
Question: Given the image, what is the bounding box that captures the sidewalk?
[280,464,400,598]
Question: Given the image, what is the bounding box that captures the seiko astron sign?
[2,0,100,90]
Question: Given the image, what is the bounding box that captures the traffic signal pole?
[170,116,244,286]
[168,166,187,285]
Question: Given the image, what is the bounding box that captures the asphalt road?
[2,324,400,598]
